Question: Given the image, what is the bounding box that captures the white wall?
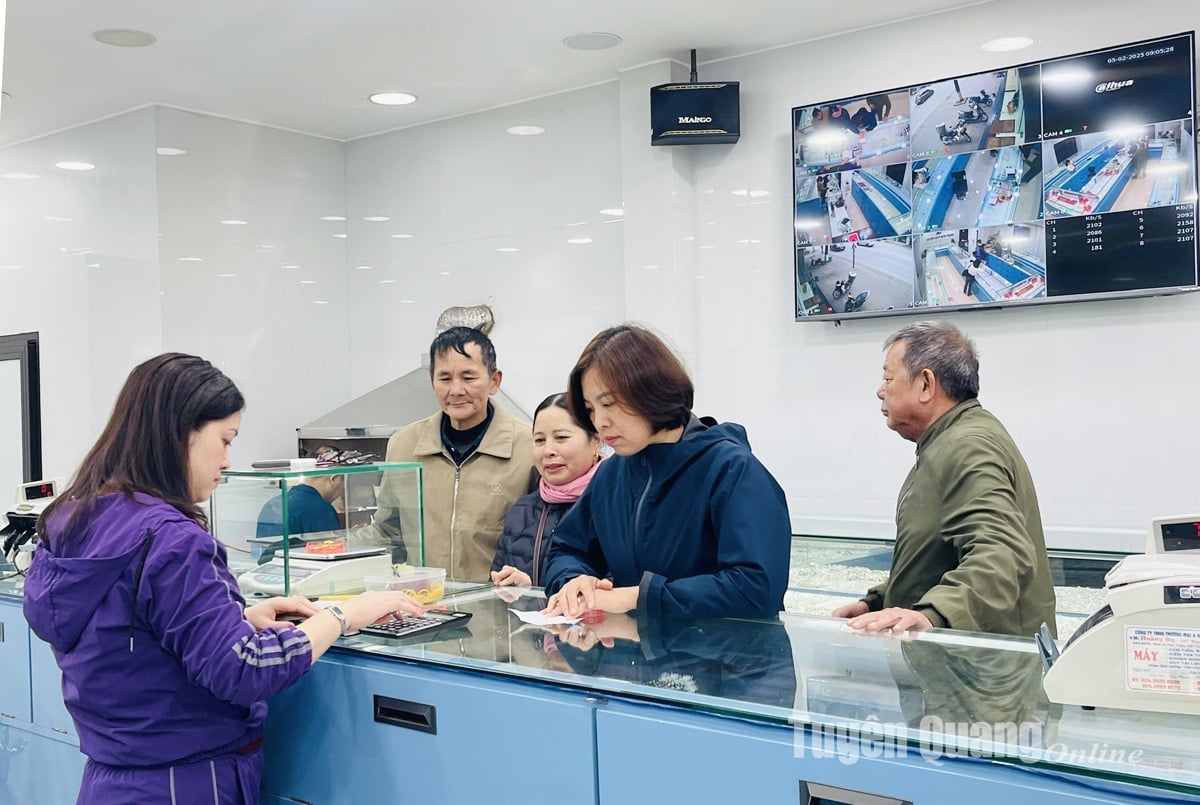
[649,0,1200,549]
[343,83,626,411]
[155,107,351,467]
[0,108,161,479]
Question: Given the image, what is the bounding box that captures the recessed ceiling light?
[156,147,187,156]
[313,300,330,305]
[599,208,624,216]
[731,189,749,197]
[220,219,248,225]
[92,29,157,48]
[85,263,100,269]
[380,279,397,284]
[749,190,770,198]
[2,172,39,180]
[644,265,659,270]
[391,233,414,239]
[981,36,1034,52]
[56,161,95,171]
[178,257,204,262]
[563,32,623,50]
[42,216,72,222]
[320,215,346,221]
[369,92,418,106]
[300,280,316,285]
[506,125,546,136]
[332,233,348,239]
[363,216,391,222]
[282,264,300,269]
[217,273,236,278]
[400,299,417,304]
[565,220,589,227]
[496,247,519,253]
[355,265,373,270]
[567,238,593,245]
[440,271,452,276]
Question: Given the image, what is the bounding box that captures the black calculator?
[358,610,473,640]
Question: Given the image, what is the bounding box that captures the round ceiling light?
[156,147,187,156]
[369,92,418,106]
[92,29,157,47]
[563,32,623,50]
[981,36,1034,53]
[56,161,95,171]
[506,125,546,136]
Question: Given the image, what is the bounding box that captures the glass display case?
[309,586,1200,797]
[210,462,424,598]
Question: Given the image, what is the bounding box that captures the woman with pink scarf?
[490,393,602,588]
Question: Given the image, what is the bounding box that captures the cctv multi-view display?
[792,33,1198,320]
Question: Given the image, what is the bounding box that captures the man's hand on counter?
[831,599,871,619]
[845,606,933,634]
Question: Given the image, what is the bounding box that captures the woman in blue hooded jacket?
[23,353,423,804]
[541,325,792,620]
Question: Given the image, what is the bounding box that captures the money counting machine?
[1041,515,1200,715]
[2,479,62,572]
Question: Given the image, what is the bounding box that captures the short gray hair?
[884,321,979,403]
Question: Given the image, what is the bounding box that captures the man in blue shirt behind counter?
[256,472,344,542]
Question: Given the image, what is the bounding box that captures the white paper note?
[508,608,580,626]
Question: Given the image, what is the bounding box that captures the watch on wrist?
[326,604,350,636]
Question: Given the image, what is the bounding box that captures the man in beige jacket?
[368,327,534,581]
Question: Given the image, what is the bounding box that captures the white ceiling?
[0,0,995,146]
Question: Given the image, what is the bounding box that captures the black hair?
[39,353,244,540]
[429,326,497,376]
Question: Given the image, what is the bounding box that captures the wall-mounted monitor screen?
[792,33,1198,320]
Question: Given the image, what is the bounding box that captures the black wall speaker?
[650,82,741,146]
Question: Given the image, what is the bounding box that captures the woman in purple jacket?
[24,353,423,804]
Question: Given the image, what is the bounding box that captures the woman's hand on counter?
[591,586,638,614]
[491,566,532,588]
[542,575,613,617]
[245,596,320,630]
[298,591,427,664]
[341,590,425,631]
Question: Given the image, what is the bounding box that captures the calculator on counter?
[358,610,473,640]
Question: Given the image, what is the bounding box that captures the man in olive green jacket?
[834,321,1056,637]
[366,327,534,581]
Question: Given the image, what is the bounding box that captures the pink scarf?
[539,459,601,504]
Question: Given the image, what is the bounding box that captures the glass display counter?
[212,462,425,598]
[261,585,1200,803]
[784,535,1123,637]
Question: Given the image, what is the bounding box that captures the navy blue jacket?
[543,417,791,619]
[491,492,572,587]
[255,483,339,539]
